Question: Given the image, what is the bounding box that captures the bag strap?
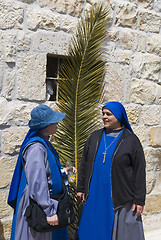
[21,141,47,184]
[22,140,55,194]
[44,141,68,195]
[22,140,66,196]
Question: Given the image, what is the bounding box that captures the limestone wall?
[0,0,161,239]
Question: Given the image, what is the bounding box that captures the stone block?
[130,53,143,78]
[1,33,16,63]
[60,15,78,33]
[16,54,46,101]
[31,32,71,55]
[131,78,156,105]
[147,35,161,57]
[105,42,118,63]
[139,10,161,33]
[141,105,160,126]
[119,29,137,51]
[27,8,60,31]
[125,104,140,124]
[66,0,84,16]
[144,194,161,213]
[142,211,161,232]
[3,70,15,99]
[0,156,16,188]
[115,2,138,29]
[132,0,153,9]
[0,219,12,240]
[37,0,55,8]
[0,100,36,126]
[144,148,161,171]
[0,0,23,30]
[148,127,161,147]
[0,98,8,122]
[138,34,146,52]
[84,0,111,14]
[38,0,83,16]
[104,63,124,102]
[17,32,31,51]
[106,28,120,43]
[131,53,160,81]
[1,127,28,154]
[142,54,161,81]
[156,150,161,171]
[146,172,156,194]
[132,126,146,146]
[157,85,161,104]
[155,172,161,193]
[114,49,131,65]
[154,0,161,12]
[0,191,9,218]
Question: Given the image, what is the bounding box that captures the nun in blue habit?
[8,104,75,240]
[76,101,146,240]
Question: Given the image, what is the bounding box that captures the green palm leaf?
[52,4,110,238]
[52,4,110,181]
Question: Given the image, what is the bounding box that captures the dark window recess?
[46,55,64,101]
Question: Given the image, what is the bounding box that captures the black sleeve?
[133,137,146,206]
[76,138,90,193]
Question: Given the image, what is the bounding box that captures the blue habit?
[78,130,123,240]
[8,130,68,240]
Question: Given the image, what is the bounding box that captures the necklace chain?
[103,131,120,164]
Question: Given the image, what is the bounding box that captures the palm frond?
[51,4,110,239]
[52,4,110,178]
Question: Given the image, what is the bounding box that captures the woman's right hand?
[47,214,59,226]
[77,192,85,203]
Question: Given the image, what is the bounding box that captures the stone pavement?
[145,229,161,240]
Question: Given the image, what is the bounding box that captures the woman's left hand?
[47,214,59,226]
[63,166,77,175]
[132,204,144,216]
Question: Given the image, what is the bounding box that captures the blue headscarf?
[102,101,133,132]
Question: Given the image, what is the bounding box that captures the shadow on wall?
[0,220,5,240]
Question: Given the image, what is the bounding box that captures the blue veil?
[7,129,41,240]
[8,129,39,209]
[102,101,133,132]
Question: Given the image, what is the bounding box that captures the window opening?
[46,55,64,101]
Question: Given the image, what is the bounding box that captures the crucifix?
[103,151,107,164]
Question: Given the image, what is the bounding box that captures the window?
[46,55,64,101]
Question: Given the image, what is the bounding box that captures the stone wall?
[0,0,161,239]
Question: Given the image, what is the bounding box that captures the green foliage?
[51,3,110,238]
[52,3,110,177]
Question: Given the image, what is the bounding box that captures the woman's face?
[46,123,58,135]
[39,123,58,136]
[102,108,121,130]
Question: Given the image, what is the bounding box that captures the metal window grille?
[46,55,64,101]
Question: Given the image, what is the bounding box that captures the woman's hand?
[77,192,85,203]
[63,166,77,175]
[132,204,144,216]
[47,214,59,226]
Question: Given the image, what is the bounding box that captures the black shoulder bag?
[25,183,75,232]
